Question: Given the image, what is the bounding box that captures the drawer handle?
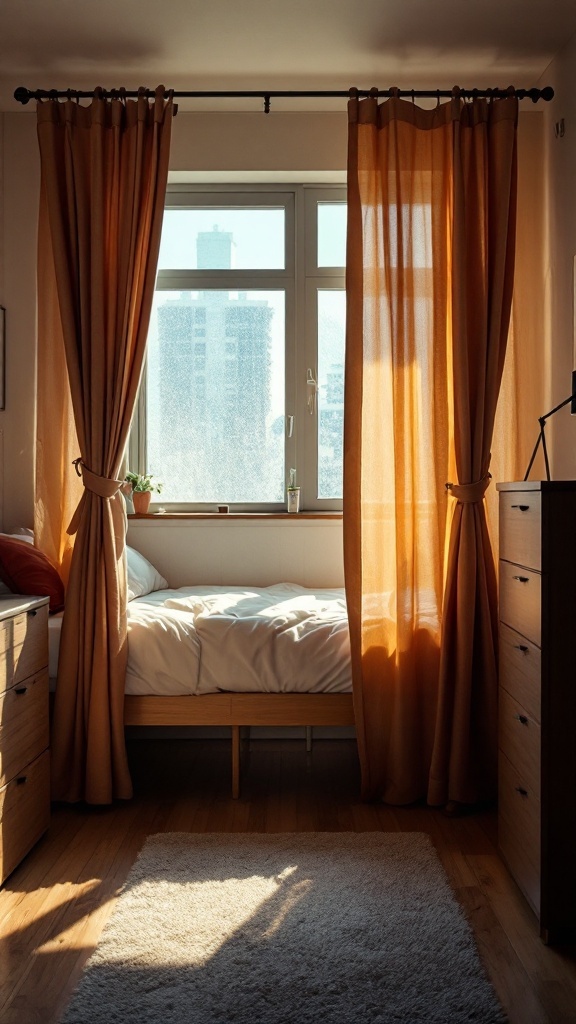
[511,504,530,512]
[513,644,529,653]
[27,609,37,617]
[512,575,529,583]
[515,786,528,797]
[16,775,27,785]
[514,713,529,725]
[14,686,27,695]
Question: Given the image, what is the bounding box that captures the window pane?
[158,209,285,270]
[318,290,345,499]
[147,290,285,503]
[317,203,347,267]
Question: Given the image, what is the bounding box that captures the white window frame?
[130,183,346,511]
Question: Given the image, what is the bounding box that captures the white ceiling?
[0,0,574,112]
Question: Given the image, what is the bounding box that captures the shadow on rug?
[62,832,506,1023]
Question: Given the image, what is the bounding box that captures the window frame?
[129,182,346,512]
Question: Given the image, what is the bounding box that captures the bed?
[49,546,355,796]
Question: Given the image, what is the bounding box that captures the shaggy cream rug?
[62,832,505,1023]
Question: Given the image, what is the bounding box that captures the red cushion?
[0,536,65,612]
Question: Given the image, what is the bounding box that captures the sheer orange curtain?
[37,87,173,803]
[345,92,518,805]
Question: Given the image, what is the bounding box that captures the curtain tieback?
[445,474,491,503]
[67,458,124,535]
[72,458,123,498]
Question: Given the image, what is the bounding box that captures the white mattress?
[49,583,351,697]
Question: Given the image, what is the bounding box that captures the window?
[130,185,346,510]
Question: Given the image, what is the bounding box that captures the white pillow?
[126,546,168,601]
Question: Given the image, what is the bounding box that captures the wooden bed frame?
[124,692,355,798]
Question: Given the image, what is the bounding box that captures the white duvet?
[124,583,351,696]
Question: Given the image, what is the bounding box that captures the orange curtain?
[35,187,81,585]
[345,92,518,805]
[37,87,173,803]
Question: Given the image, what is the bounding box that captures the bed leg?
[305,725,312,753]
[231,725,240,799]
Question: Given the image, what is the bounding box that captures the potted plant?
[125,472,163,515]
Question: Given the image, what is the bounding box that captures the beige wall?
[0,113,4,529]
[127,516,344,589]
[170,110,347,172]
[0,111,38,532]
[540,34,576,476]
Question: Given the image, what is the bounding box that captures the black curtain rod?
[14,85,554,113]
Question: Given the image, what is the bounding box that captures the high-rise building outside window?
[129,185,346,511]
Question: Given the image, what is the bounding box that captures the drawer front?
[0,672,49,789]
[0,749,50,885]
[499,561,541,646]
[499,687,540,800]
[499,491,542,570]
[0,605,49,694]
[0,612,27,657]
[499,750,541,915]
[499,623,541,723]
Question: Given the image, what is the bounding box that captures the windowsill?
[128,511,343,520]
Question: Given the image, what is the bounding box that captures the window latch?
[287,415,294,438]
[307,368,318,415]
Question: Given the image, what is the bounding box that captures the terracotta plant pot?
[132,490,152,514]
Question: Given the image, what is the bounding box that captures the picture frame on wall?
[0,306,4,411]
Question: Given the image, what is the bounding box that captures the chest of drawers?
[497,481,576,943]
[0,596,50,885]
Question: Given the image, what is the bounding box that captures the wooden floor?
[1,737,576,1024]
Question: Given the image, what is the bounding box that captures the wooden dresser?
[497,480,576,943]
[0,596,50,885]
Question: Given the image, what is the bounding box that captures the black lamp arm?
[524,384,576,482]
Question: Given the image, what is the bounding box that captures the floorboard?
[1,737,575,1024]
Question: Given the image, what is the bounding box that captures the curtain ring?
[436,89,441,107]
[348,86,359,99]
[388,86,400,99]
[411,89,415,104]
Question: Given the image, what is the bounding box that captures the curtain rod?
[14,85,554,114]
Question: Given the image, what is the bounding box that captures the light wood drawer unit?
[0,602,48,692]
[499,561,541,646]
[498,688,540,800]
[499,749,541,916]
[0,672,50,788]
[0,750,50,884]
[0,597,50,885]
[499,491,542,570]
[499,622,540,723]
[497,481,576,944]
